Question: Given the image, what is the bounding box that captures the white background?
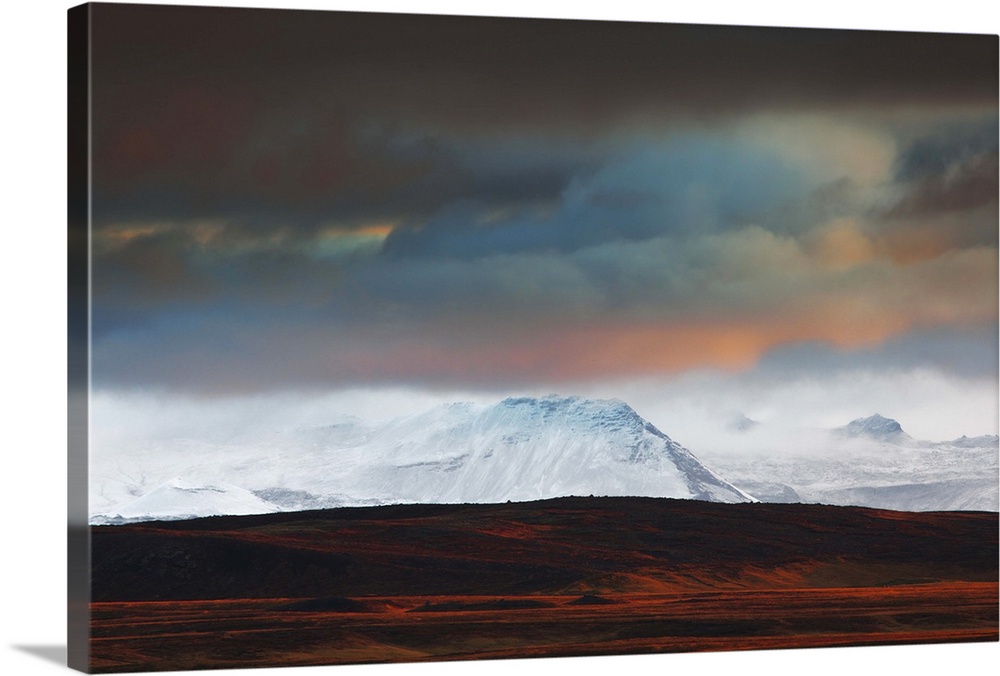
[2,1,998,675]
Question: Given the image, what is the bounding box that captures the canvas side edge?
[67,3,92,673]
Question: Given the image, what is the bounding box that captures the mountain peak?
[726,413,760,433]
[496,395,646,429]
[836,414,910,442]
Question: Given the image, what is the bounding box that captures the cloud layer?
[86,5,997,408]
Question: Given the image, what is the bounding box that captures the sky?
[82,3,999,444]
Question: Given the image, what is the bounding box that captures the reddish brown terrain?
[88,497,998,672]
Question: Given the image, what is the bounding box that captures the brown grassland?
[88,497,998,672]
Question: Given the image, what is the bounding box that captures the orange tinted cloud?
[317,222,397,241]
[497,316,912,382]
[95,224,168,249]
[330,243,997,386]
[331,313,945,386]
[806,218,877,270]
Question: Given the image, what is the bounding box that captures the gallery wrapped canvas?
[68,2,999,673]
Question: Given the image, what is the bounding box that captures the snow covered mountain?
[834,414,912,444]
[696,414,998,512]
[91,396,752,523]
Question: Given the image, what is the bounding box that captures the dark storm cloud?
[92,4,998,122]
[93,114,602,231]
[874,119,999,250]
[893,119,999,181]
[889,153,998,226]
[89,3,997,228]
[363,132,605,229]
[90,129,807,302]
[382,135,808,258]
[887,152,999,218]
[91,128,811,308]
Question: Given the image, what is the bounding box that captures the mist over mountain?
[91,396,998,523]
[92,396,751,523]
[697,413,998,512]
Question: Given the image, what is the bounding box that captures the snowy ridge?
[950,434,1000,449]
[91,396,752,523]
[92,478,281,525]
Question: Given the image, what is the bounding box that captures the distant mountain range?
[699,413,998,512]
[90,399,998,524]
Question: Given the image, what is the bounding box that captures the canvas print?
[68,3,999,673]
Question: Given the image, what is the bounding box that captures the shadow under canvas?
[13,645,67,667]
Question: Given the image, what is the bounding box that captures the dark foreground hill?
[88,497,998,672]
[91,496,998,601]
